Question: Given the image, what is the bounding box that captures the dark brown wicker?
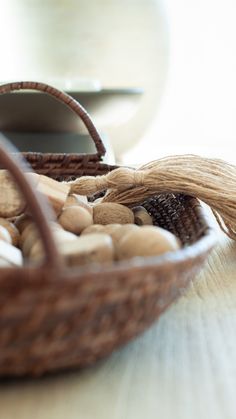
[0,81,115,179]
[0,82,216,377]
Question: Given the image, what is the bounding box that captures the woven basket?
[0,82,216,377]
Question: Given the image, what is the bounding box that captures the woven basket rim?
[0,81,106,160]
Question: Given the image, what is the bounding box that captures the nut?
[117,224,140,237]
[58,206,93,234]
[20,223,39,256]
[132,206,153,226]
[53,228,78,242]
[27,173,70,215]
[0,240,23,266]
[0,257,13,267]
[0,226,12,243]
[101,224,121,235]
[58,233,114,266]
[29,228,77,261]
[14,214,32,233]
[103,223,138,245]
[116,226,181,260]
[81,224,105,235]
[93,203,134,225]
[0,170,26,217]
[0,218,20,246]
[64,194,92,215]
[82,223,139,258]
[92,197,103,205]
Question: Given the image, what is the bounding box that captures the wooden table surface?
[1,220,236,419]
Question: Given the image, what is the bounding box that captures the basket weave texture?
[0,82,216,377]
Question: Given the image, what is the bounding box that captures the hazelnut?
[132,206,153,226]
[93,203,134,225]
[116,226,181,260]
[64,194,92,215]
[58,206,93,234]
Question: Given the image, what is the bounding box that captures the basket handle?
[0,134,62,270]
[0,81,106,160]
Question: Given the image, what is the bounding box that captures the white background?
[124,0,236,164]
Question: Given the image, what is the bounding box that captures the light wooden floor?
[1,223,236,419]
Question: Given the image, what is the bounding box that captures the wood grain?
[1,221,236,419]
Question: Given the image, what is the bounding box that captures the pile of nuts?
[0,171,181,268]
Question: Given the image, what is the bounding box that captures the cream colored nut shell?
[49,221,63,230]
[58,233,114,266]
[21,226,39,256]
[29,228,77,260]
[29,240,44,261]
[82,223,138,243]
[114,224,139,238]
[0,218,20,246]
[27,173,70,215]
[0,226,12,244]
[0,170,26,217]
[117,226,181,260]
[53,229,78,242]
[0,256,13,267]
[58,206,93,234]
[100,224,121,233]
[82,224,106,235]
[93,203,134,225]
[103,225,139,262]
[14,214,32,233]
[82,224,123,237]
[81,224,139,259]
[82,223,138,244]
[64,193,88,206]
[92,197,103,205]
[0,240,23,266]
[0,170,69,218]
[64,194,92,214]
[103,224,139,249]
[132,206,153,226]
[99,224,122,241]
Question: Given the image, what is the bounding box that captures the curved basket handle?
[0,81,106,160]
[0,134,62,270]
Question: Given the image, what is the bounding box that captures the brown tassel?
[69,155,236,240]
